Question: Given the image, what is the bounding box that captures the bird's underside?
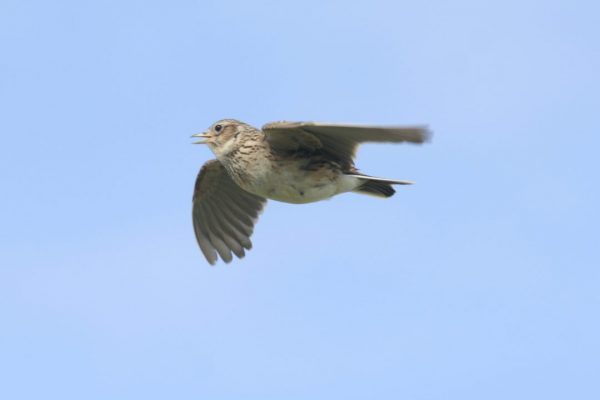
[192,120,431,265]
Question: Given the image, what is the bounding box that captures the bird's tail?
[348,174,414,198]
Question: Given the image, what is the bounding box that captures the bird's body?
[191,119,431,265]
[216,131,357,203]
[233,157,356,204]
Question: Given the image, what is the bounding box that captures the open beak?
[191,131,214,145]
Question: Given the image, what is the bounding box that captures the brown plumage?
[192,119,431,265]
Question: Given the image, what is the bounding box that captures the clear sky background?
[1,0,599,399]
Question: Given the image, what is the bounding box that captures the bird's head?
[192,119,252,158]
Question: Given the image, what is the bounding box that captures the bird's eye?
[214,124,223,133]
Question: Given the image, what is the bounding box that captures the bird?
[191,119,431,265]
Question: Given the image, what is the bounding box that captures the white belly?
[246,161,359,204]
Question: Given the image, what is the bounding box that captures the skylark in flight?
[192,119,430,265]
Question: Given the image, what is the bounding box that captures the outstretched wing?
[262,121,431,167]
[192,160,267,265]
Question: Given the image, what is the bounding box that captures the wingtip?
[420,127,433,143]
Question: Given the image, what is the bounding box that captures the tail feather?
[349,174,414,198]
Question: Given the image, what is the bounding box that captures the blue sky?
[1,0,599,399]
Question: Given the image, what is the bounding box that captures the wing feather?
[192,160,266,265]
[263,121,431,167]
